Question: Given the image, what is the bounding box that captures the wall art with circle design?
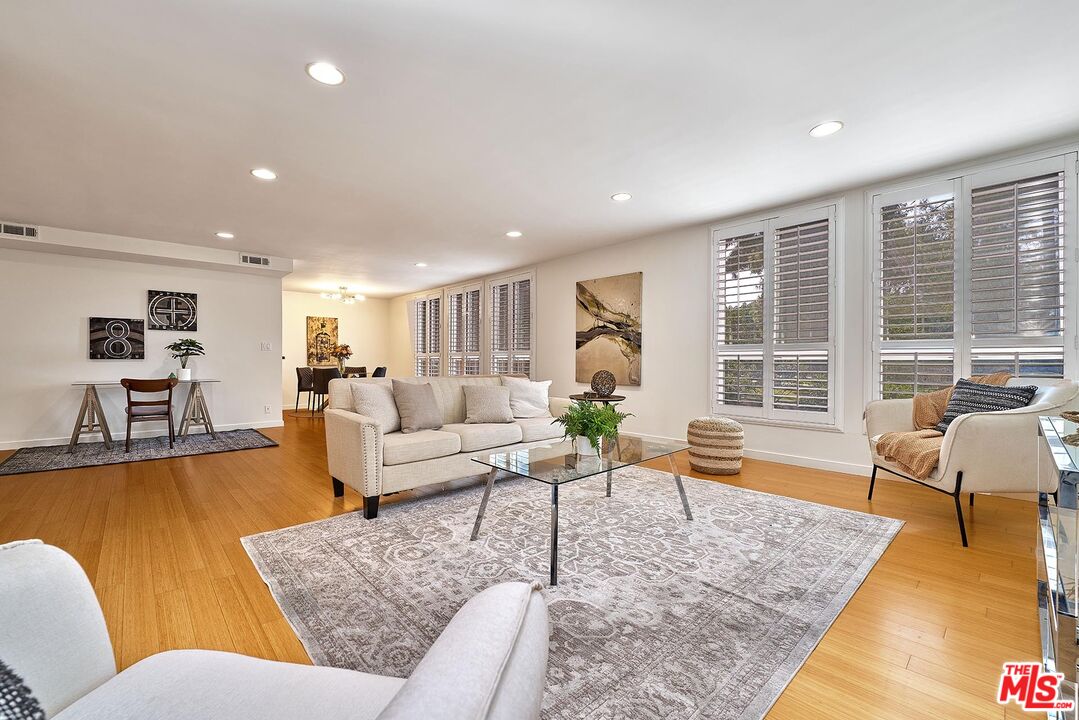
[147,289,198,331]
[88,317,146,359]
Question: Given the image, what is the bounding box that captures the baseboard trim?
[0,419,285,451]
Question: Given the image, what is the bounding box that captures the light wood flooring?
[0,415,1044,719]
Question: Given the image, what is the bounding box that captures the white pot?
[575,436,600,456]
[178,367,192,381]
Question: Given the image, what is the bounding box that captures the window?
[712,205,837,425]
[870,153,1074,399]
[412,292,441,377]
[488,273,533,376]
[447,284,481,375]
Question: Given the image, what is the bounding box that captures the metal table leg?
[470,468,499,540]
[668,454,693,520]
[606,469,612,497]
[550,483,559,586]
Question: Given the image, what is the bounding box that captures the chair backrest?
[1007,377,1079,410]
[373,366,387,377]
[345,366,367,378]
[296,367,314,390]
[120,377,177,409]
[375,582,548,720]
[0,541,116,717]
[313,367,342,393]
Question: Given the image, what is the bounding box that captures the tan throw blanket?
[877,372,1011,480]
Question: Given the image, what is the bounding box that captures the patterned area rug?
[0,429,277,476]
[242,467,902,720]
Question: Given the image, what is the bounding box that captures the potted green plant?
[164,338,205,381]
[552,400,632,456]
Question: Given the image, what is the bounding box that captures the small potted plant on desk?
[165,338,205,381]
[552,399,632,457]
[329,343,353,374]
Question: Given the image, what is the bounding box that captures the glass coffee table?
[470,434,692,586]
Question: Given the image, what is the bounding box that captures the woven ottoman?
[687,417,744,475]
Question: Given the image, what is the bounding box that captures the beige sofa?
[325,375,570,519]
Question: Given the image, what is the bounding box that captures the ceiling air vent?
[1,221,38,238]
[239,253,271,267]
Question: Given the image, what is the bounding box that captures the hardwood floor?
[0,416,1043,719]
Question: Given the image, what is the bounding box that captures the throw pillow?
[350,382,401,433]
[392,380,443,433]
[0,659,45,720]
[935,379,1038,434]
[501,376,552,418]
[463,385,514,424]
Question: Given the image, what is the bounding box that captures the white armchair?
[865,378,1079,546]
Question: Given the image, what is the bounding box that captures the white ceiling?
[2,0,1078,296]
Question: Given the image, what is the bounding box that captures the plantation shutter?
[488,275,533,376]
[511,278,532,376]
[447,285,481,375]
[413,293,442,376]
[714,230,765,410]
[490,282,510,374]
[413,298,428,376]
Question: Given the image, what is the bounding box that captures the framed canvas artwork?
[89,317,146,360]
[147,290,198,331]
[306,316,339,366]
[575,272,642,385]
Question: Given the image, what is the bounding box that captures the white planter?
[575,436,600,456]
[178,367,192,381]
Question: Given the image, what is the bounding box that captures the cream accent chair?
[865,377,1079,546]
[324,375,570,519]
[0,540,549,720]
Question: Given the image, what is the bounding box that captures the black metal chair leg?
[969,493,974,507]
[295,390,300,413]
[867,465,877,500]
[954,471,968,547]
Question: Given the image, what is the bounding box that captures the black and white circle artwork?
[147,290,198,331]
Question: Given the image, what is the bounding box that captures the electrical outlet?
[264,405,272,414]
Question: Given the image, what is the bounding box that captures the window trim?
[864,149,1078,402]
[711,199,842,429]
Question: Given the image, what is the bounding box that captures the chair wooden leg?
[969,492,974,507]
[295,391,300,413]
[867,465,877,500]
[167,411,175,449]
[125,419,132,453]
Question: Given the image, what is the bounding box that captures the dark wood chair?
[120,378,178,452]
[372,366,387,377]
[344,366,367,378]
[312,367,342,415]
[295,367,314,412]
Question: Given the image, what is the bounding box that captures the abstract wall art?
[306,316,339,366]
[147,290,198,331]
[88,317,146,360]
[575,271,642,385]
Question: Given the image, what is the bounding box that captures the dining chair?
[312,367,342,415]
[295,367,314,412]
[373,366,387,377]
[119,378,179,452]
[344,366,367,378]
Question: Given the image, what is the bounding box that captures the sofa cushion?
[374,582,548,720]
[350,383,401,433]
[382,430,461,466]
[935,378,1038,433]
[514,417,562,443]
[441,423,523,452]
[392,380,443,433]
[501,377,551,418]
[464,386,514,424]
[53,650,404,720]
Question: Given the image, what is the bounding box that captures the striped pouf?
[687,417,744,475]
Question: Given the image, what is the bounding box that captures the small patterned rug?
[0,429,277,476]
[243,467,902,720]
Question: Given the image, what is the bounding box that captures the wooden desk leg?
[90,385,113,450]
[195,383,217,439]
[178,384,196,439]
[67,387,92,452]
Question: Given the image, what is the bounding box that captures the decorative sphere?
[590,370,617,397]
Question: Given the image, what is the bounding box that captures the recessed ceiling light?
[250,167,278,181]
[414,262,428,267]
[215,231,234,240]
[305,61,346,86]
[505,230,523,238]
[809,121,844,138]
[611,192,632,202]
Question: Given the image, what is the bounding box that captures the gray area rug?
[243,467,902,720]
[0,429,277,476]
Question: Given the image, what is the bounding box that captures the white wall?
[0,248,283,449]
[281,291,392,407]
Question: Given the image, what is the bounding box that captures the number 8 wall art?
[89,317,146,359]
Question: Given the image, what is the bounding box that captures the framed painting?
[307,316,339,366]
[147,289,198,331]
[575,272,642,385]
[89,317,146,360]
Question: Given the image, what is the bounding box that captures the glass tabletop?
[472,434,689,485]
[71,379,221,386]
